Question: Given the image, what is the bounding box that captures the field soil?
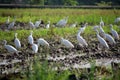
[0,34,120,75]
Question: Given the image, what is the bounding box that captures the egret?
[98,25,106,38]
[6,16,10,24]
[114,17,120,23]
[14,33,21,48]
[95,29,109,49]
[31,43,38,53]
[28,31,34,45]
[8,17,16,30]
[70,22,77,28]
[3,40,18,53]
[37,38,49,47]
[80,23,88,33]
[46,21,50,29]
[93,25,99,30]
[61,37,74,48]
[77,30,88,47]
[35,19,41,28]
[56,16,68,27]
[105,34,116,45]
[29,19,35,28]
[100,17,104,27]
[110,24,119,40]
[98,25,116,45]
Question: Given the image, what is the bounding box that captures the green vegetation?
[0,9,120,24]
[25,57,70,80]
[96,1,112,6]
[3,58,119,80]
[0,9,120,80]
[0,9,119,41]
[0,26,119,41]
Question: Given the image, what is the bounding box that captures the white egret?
[95,30,109,49]
[3,40,18,53]
[80,23,88,33]
[6,16,10,24]
[46,21,50,29]
[114,17,120,23]
[110,24,119,40]
[14,33,21,48]
[61,38,74,48]
[37,38,49,47]
[35,19,41,28]
[99,25,106,38]
[8,17,16,30]
[31,43,38,53]
[98,25,116,45]
[28,31,34,45]
[77,30,88,47]
[93,25,99,30]
[56,16,68,27]
[105,34,116,45]
[100,17,104,27]
[70,22,77,28]
[29,19,35,28]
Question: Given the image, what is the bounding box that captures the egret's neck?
[78,31,81,36]
[99,25,103,30]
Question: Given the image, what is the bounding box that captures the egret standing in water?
[14,33,21,48]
